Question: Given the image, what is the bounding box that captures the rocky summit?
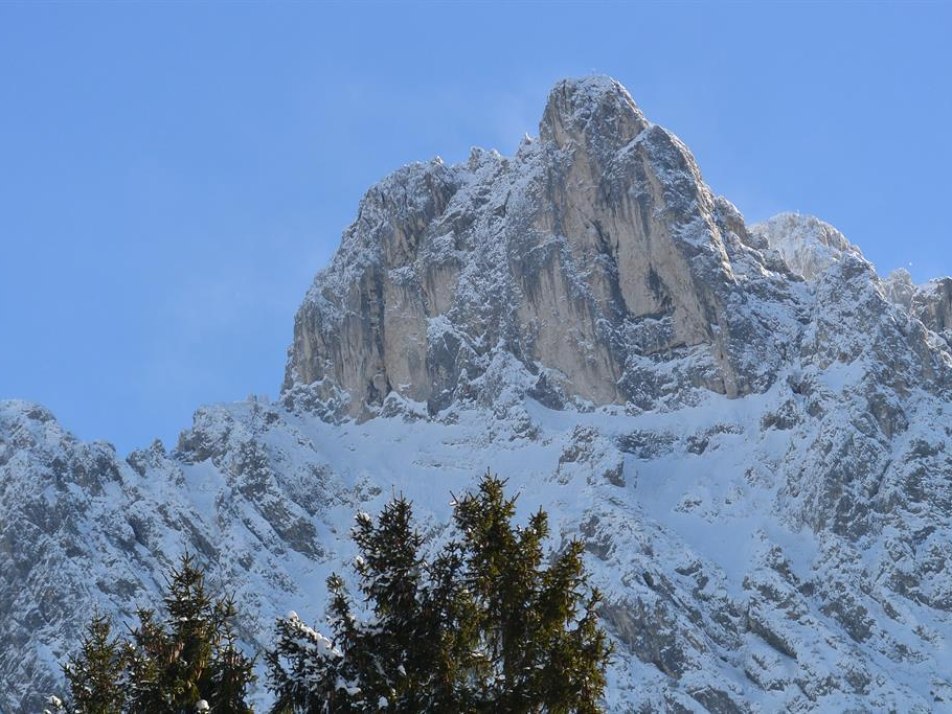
[285,77,800,415]
[3,76,952,713]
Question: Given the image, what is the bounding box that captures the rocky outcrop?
[885,270,952,349]
[912,278,952,347]
[751,212,863,281]
[0,397,359,714]
[286,77,801,418]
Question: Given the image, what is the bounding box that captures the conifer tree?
[269,498,459,712]
[48,614,127,714]
[453,475,611,714]
[126,552,255,713]
[268,473,611,713]
[52,553,254,713]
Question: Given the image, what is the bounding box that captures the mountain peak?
[0,398,59,427]
[285,76,809,417]
[752,212,865,280]
[539,75,648,149]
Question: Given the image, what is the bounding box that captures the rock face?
[885,269,952,349]
[285,78,799,416]
[0,398,347,714]
[751,212,863,281]
[4,76,952,713]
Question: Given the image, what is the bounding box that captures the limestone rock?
[751,212,863,281]
[285,77,801,417]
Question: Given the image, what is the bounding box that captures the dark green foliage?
[454,476,611,714]
[268,499,463,713]
[52,553,255,713]
[268,472,612,713]
[52,614,127,714]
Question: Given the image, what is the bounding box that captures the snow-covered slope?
[3,77,952,713]
[751,212,862,281]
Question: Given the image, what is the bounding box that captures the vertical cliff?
[285,78,802,418]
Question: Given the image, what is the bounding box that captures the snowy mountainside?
[4,76,952,713]
[750,212,862,282]
[884,269,952,351]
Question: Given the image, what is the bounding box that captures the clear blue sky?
[2,1,950,453]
